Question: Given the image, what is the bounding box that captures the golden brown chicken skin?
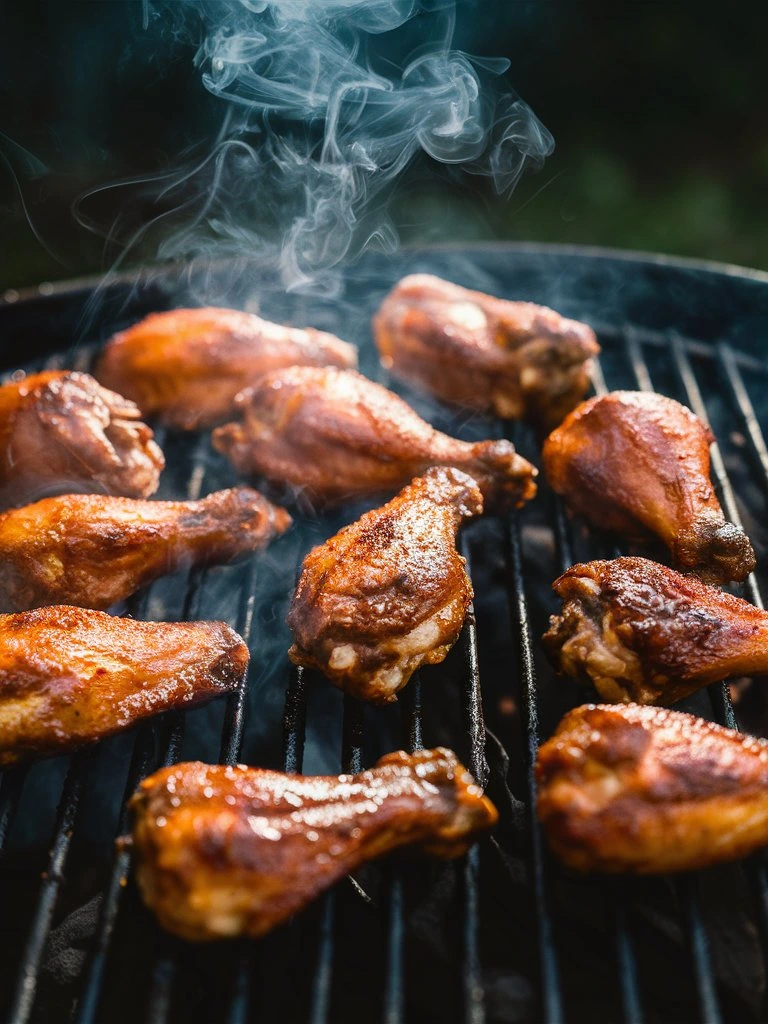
[288,467,480,703]
[373,274,599,429]
[542,390,755,583]
[0,370,164,510]
[212,366,537,508]
[130,747,498,941]
[0,487,290,613]
[96,307,358,430]
[0,606,248,766]
[544,557,768,705]
[537,703,768,873]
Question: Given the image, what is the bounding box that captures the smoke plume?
[84,0,553,294]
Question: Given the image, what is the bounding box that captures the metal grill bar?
[718,343,768,491]
[506,520,563,1024]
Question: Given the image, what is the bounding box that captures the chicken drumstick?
[542,390,755,583]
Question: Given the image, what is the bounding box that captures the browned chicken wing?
[96,307,358,430]
[0,487,290,612]
[130,747,498,941]
[0,607,248,766]
[212,366,537,508]
[373,274,599,429]
[537,702,768,873]
[542,390,755,583]
[0,370,164,509]
[544,557,768,705]
[288,467,481,703]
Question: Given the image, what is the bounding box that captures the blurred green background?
[1,1,767,290]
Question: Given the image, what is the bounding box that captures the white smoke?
[90,0,553,294]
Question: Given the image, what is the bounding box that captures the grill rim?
[3,240,768,310]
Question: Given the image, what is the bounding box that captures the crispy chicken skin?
[0,487,290,612]
[0,370,164,509]
[212,366,537,508]
[537,703,768,873]
[544,557,768,705]
[130,747,498,941]
[96,307,358,430]
[0,607,248,766]
[288,468,481,703]
[373,274,599,429]
[542,390,755,583]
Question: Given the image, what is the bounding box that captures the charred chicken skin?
[212,366,537,508]
[0,487,290,612]
[537,703,768,873]
[288,467,481,703]
[0,370,164,509]
[373,274,599,429]
[96,307,358,430]
[0,607,248,766]
[542,390,755,583]
[130,747,498,941]
[544,557,768,705]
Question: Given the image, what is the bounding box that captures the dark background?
[2,1,767,292]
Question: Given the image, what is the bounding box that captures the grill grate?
[2,246,768,1023]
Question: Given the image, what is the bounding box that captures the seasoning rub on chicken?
[543,390,755,583]
[0,370,164,510]
[0,488,290,612]
[0,607,248,766]
[96,307,358,430]
[544,557,768,705]
[130,748,498,941]
[213,366,537,508]
[537,703,768,873]
[373,273,599,429]
[288,467,481,703]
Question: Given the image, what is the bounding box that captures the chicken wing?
[544,557,768,705]
[373,274,599,429]
[288,468,481,703]
[96,307,358,430]
[542,390,755,583]
[0,487,290,612]
[0,370,164,509]
[212,366,537,508]
[130,747,498,941]
[0,607,248,766]
[537,702,768,873]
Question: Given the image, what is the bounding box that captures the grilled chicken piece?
[288,467,480,703]
[544,557,768,705]
[537,702,768,873]
[0,370,164,509]
[130,747,498,941]
[0,607,247,766]
[0,487,290,613]
[96,307,358,430]
[373,274,599,429]
[212,366,537,508]
[542,390,755,583]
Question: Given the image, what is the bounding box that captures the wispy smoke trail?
[82,0,553,293]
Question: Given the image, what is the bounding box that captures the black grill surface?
[1,244,768,1024]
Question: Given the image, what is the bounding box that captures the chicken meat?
[0,487,290,612]
[0,370,164,509]
[96,307,358,430]
[537,702,768,873]
[373,273,599,429]
[542,390,755,583]
[287,467,481,703]
[544,557,768,705]
[212,366,537,508]
[130,747,498,940]
[0,606,248,766]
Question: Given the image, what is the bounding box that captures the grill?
[1,243,768,1024]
